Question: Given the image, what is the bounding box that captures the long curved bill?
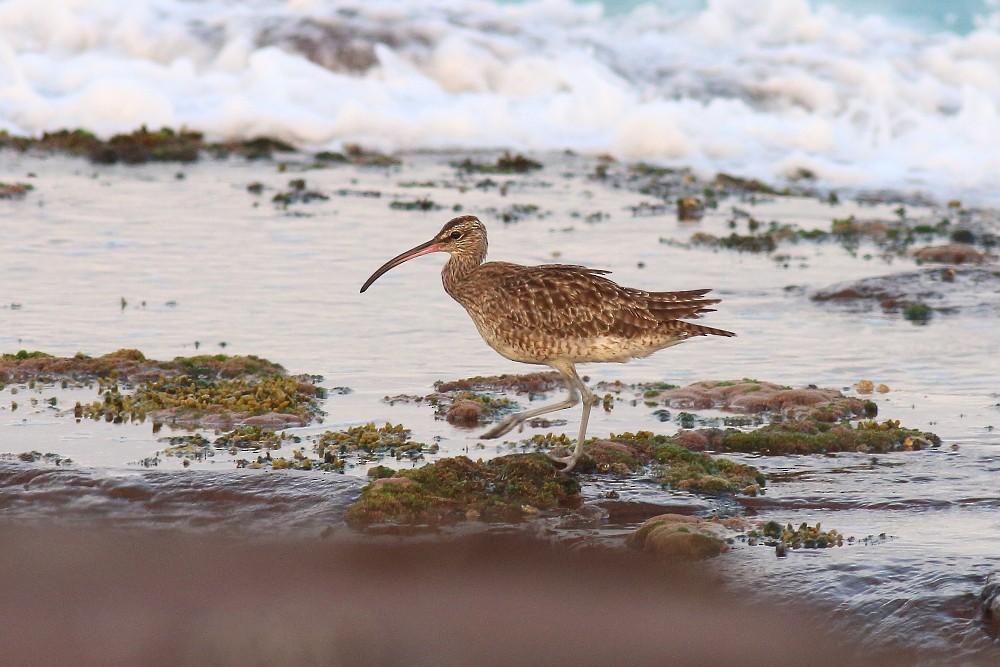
[360,238,443,293]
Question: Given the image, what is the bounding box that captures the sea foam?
[1,0,999,202]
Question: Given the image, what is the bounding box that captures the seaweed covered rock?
[627,514,729,561]
[345,454,580,530]
[0,349,324,429]
[0,349,288,385]
[434,372,562,395]
[698,419,940,455]
[656,380,865,421]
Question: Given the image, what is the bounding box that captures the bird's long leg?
[479,366,580,440]
[545,362,594,473]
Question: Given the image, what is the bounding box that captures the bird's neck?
[442,249,485,300]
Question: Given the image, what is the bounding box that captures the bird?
[360,215,735,472]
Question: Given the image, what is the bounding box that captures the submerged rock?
[912,243,994,264]
[982,573,1000,638]
[655,380,864,421]
[812,266,1000,317]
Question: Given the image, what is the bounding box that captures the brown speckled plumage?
[361,215,735,471]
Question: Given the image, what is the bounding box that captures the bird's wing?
[476,264,717,339]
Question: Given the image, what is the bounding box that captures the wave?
[1,0,1000,201]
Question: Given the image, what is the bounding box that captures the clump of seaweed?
[744,521,844,551]
[0,126,300,163]
[690,231,780,253]
[0,182,33,199]
[81,373,321,428]
[389,197,441,211]
[161,434,214,461]
[214,426,293,451]
[452,152,542,174]
[272,178,330,206]
[903,302,933,324]
[2,451,73,465]
[714,172,778,195]
[238,449,317,471]
[340,143,401,167]
[345,453,580,530]
[313,422,426,468]
[498,203,543,223]
[652,441,764,495]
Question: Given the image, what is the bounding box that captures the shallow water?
[1,151,998,659]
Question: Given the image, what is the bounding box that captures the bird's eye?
[449,231,463,240]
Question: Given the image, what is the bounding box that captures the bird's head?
[360,215,487,292]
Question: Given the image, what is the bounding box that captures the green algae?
[344,453,580,530]
[903,302,933,323]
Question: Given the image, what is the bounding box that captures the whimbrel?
[361,215,735,472]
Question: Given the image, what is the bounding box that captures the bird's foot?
[479,415,522,439]
[546,450,580,473]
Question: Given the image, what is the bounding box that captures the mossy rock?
[627,514,729,561]
[345,454,580,530]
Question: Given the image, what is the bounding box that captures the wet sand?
[1,149,998,661]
